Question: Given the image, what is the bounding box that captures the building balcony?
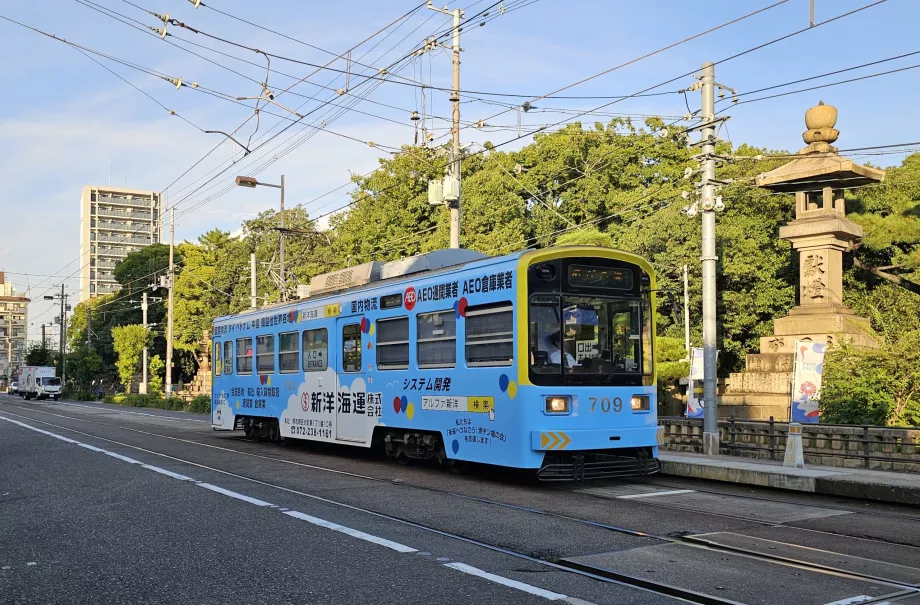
[96,234,155,245]
[95,207,154,221]
[95,221,156,234]
[96,246,134,257]
[94,195,158,209]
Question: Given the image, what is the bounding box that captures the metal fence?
[660,416,920,472]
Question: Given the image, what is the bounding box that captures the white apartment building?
[79,186,161,302]
[0,272,29,381]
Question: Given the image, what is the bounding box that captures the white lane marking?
[443,562,568,601]
[0,410,599,605]
[105,451,142,464]
[142,465,196,481]
[196,483,277,507]
[57,401,208,423]
[78,443,106,452]
[617,489,696,499]
[283,510,417,553]
[822,597,876,605]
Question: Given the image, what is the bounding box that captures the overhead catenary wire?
[158,4,444,216]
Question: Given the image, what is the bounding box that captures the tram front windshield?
[529,295,652,385]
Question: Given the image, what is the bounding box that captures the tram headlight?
[631,395,650,412]
[545,396,570,414]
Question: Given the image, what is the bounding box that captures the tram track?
[3,399,920,604]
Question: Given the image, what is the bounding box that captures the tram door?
[336,318,367,443]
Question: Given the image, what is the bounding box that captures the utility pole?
[251,252,258,310]
[86,306,92,351]
[59,284,67,392]
[684,62,733,455]
[683,264,691,356]
[165,206,175,397]
[5,308,12,384]
[279,174,286,299]
[140,291,148,395]
[41,323,47,352]
[427,1,464,249]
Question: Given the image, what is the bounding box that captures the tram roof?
[213,246,652,325]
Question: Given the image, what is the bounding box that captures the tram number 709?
[589,396,623,413]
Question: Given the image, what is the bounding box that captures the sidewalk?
[660,451,920,506]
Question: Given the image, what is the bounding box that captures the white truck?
[19,366,62,401]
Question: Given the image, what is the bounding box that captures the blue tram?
[210,246,664,480]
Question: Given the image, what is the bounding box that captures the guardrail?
[660,416,920,473]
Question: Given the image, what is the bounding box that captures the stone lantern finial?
[801,100,839,153]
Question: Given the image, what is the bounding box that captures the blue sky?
[1,0,918,337]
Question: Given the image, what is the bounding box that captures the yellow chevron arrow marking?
[550,432,561,449]
[557,432,571,450]
[541,433,550,448]
[656,426,665,445]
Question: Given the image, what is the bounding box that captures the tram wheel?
[444,459,469,475]
[243,421,254,439]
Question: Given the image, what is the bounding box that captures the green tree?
[111,324,150,391]
[113,243,172,293]
[66,348,104,393]
[148,354,164,394]
[25,344,57,367]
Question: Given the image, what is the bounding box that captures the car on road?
[7,380,18,395]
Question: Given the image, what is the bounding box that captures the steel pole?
[60,285,67,392]
[165,206,175,397]
[699,62,719,454]
[683,264,691,355]
[279,175,286,300]
[140,291,148,395]
[449,7,461,249]
[251,252,258,310]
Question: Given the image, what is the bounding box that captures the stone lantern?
[721,101,884,420]
[756,101,884,352]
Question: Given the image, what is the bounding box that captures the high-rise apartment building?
[79,186,161,302]
[0,272,30,381]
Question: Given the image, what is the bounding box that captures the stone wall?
[660,417,920,473]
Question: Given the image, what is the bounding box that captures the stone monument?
[721,101,885,420]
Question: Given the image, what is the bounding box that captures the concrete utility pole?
[140,291,148,395]
[59,284,67,391]
[685,62,734,455]
[699,62,719,455]
[86,306,92,351]
[683,264,691,355]
[165,206,175,397]
[41,323,46,352]
[250,252,258,310]
[5,308,12,383]
[427,1,464,249]
[279,174,286,297]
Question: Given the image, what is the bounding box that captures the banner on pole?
[790,340,826,423]
[686,347,705,418]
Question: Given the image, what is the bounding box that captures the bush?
[188,395,211,414]
[102,394,117,404]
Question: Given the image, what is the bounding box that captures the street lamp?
[236,175,287,300]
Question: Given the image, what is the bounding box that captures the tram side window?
[256,335,275,374]
[236,338,253,375]
[342,324,361,372]
[417,310,456,368]
[223,341,234,376]
[302,329,328,372]
[465,302,513,367]
[377,317,409,370]
[279,331,299,373]
[213,341,222,377]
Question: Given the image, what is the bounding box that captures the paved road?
[2,394,919,605]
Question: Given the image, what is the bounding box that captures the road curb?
[660,459,820,493]
[660,456,920,506]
